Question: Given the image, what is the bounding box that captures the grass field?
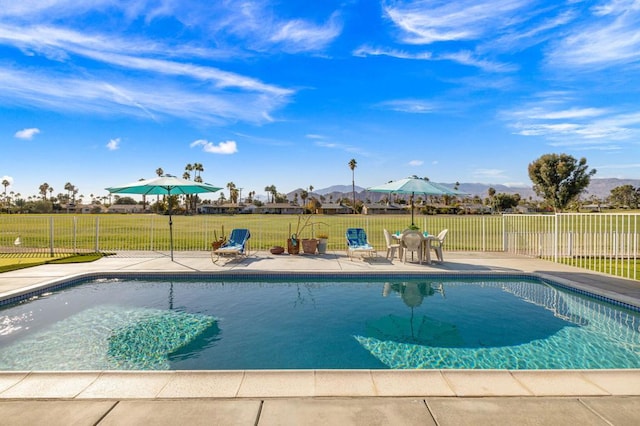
[1,212,639,280]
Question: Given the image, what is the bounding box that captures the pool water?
[1,276,639,370]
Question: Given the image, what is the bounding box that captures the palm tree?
[2,179,9,197]
[300,189,308,208]
[227,182,236,203]
[39,183,49,201]
[265,185,276,203]
[48,186,54,202]
[348,159,357,213]
[155,167,164,209]
[193,163,204,182]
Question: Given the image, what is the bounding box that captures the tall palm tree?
[155,167,164,210]
[264,185,276,203]
[193,163,204,182]
[39,183,49,201]
[348,159,357,213]
[227,182,236,203]
[2,179,9,197]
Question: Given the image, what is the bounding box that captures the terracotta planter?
[287,238,300,255]
[301,238,318,254]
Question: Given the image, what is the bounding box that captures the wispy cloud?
[408,160,424,166]
[190,139,238,154]
[383,0,531,44]
[106,137,120,150]
[472,168,509,180]
[376,99,438,114]
[504,97,640,148]
[0,65,287,124]
[14,127,40,139]
[546,2,640,70]
[353,45,432,59]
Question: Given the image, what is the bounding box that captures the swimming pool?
[1,273,639,370]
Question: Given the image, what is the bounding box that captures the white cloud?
[377,99,438,114]
[547,3,640,69]
[0,65,286,125]
[473,168,508,179]
[353,45,432,60]
[190,139,238,154]
[14,127,40,139]
[408,160,424,166]
[1,175,13,186]
[106,137,120,150]
[384,0,531,44]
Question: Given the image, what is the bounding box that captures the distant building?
[362,203,405,215]
[257,203,304,214]
[316,203,352,215]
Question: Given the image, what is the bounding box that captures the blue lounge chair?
[345,228,377,260]
[212,228,251,263]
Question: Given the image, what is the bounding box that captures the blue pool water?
[0,275,639,370]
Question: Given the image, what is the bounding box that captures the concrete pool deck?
[1,251,640,425]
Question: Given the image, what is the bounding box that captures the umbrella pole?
[411,192,415,226]
[169,213,174,261]
[168,188,174,262]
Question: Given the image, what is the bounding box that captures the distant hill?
[294,178,640,202]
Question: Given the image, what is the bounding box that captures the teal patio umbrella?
[368,177,464,226]
[106,175,222,261]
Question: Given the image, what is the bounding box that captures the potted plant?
[211,226,227,250]
[316,232,329,254]
[287,214,326,255]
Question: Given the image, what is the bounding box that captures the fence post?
[49,216,54,257]
[73,216,77,253]
[502,215,507,252]
[94,216,100,253]
[554,214,559,263]
[482,216,486,252]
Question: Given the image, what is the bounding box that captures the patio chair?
[212,228,251,263]
[345,228,377,260]
[383,229,401,260]
[430,229,448,262]
[401,230,426,264]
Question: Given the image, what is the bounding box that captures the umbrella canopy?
[106,175,222,261]
[368,177,464,225]
[106,175,222,196]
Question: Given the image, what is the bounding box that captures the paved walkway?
[1,251,640,425]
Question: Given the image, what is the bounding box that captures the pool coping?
[1,369,640,399]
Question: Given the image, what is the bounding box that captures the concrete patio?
[1,250,640,425]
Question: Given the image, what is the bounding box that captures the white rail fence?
[1,213,638,280]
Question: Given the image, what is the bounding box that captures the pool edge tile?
[75,371,174,399]
[371,370,455,396]
[314,370,377,397]
[510,370,609,396]
[442,370,533,396]
[579,370,640,395]
[0,372,100,399]
[237,370,315,397]
[157,371,245,398]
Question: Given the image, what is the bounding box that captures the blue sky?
[1,0,639,202]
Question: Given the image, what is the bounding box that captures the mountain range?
[291,178,640,202]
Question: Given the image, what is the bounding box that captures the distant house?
[256,203,304,214]
[316,203,352,215]
[79,204,108,214]
[108,204,146,214]
[362,203,405,215]
[198,203,243,214]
